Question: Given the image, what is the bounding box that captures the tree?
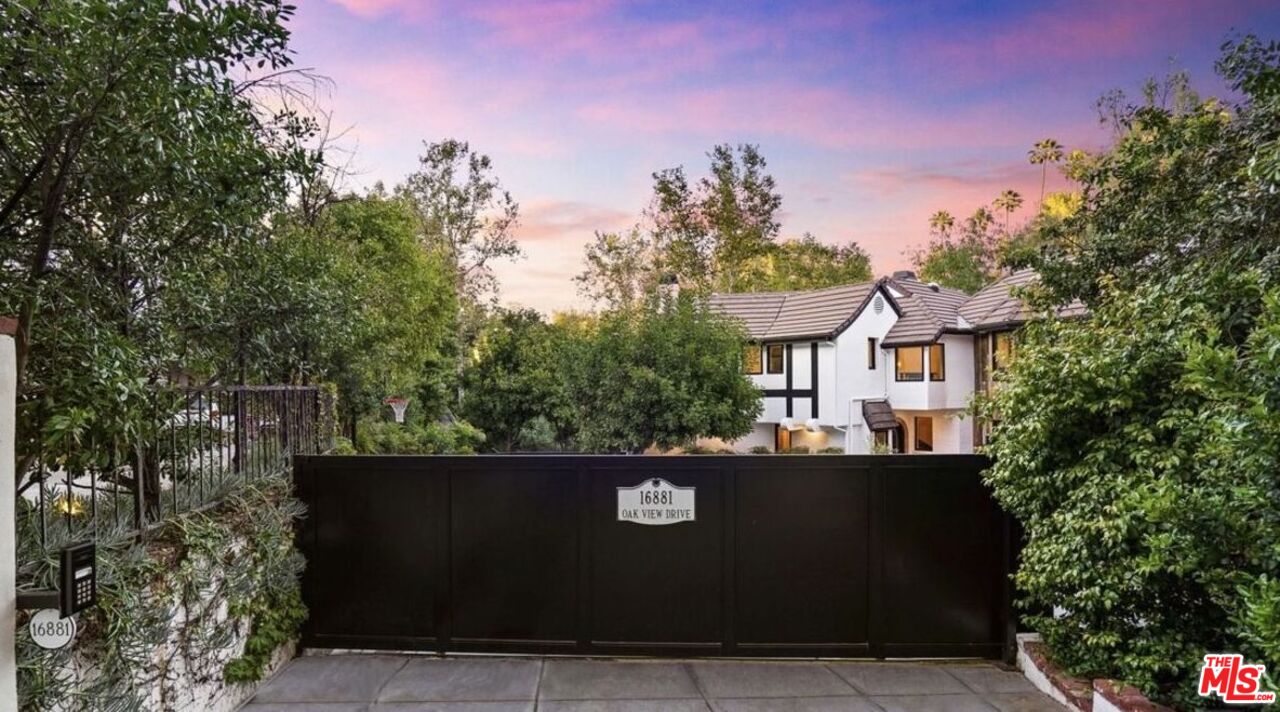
[461,309,576,451]
[1028,138,1065,207]
[613,143,783,294]
[928,210,955,238]
[566,294,761,452]
[574,228,659,310]
[737,235,873,291]
[992,190,1024,232]
[397,139,523,403]
[912,206,1001,293]
[983,36,1280,707]
[0,0,318,487]
[983,270,1280,709]
[398,139,522,303]
[308,194,457,435]
[578,145,874,303]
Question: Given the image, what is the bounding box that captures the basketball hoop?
[384,397,408,423]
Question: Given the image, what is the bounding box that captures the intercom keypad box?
[60,542,96,617]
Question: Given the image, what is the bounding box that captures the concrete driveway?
[239,654,1065,711]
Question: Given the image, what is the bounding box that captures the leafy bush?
[817,447,844,454]
[982,270,1280,707]
[785,446,810,454]
[354,419,486,454]
[748,446,772,454]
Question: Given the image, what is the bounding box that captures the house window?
[867,338,877,369]
[994,332,1015,370]
[914,416,933,452]
[744,344,762,375]
[928,343,945,381]
[766,344,785,374]
[976,333,991,393]
[894,346,924,381]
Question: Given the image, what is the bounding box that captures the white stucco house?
[701,270,1056,454]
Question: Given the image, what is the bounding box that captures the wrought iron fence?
[16,385,333,565]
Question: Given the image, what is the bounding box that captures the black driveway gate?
[294,454,1013,660]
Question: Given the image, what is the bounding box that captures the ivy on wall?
[17,473,307,711]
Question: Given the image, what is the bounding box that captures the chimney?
[891,270,916,280]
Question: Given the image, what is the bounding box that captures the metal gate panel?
[295,454,1012,660]
[448,461,579,652]
[297,457,445,649]
[877,460,1007,658]
[733,462,870,656]
[588,462,725,655]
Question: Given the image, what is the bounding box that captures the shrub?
[354,419,487,454]
[785,446,809,454]
[748,446,772,454]
[817,447,844,454]
[982,269,1280,707]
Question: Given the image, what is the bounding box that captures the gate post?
[0,318,18,709]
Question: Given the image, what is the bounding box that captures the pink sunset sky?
[288,0,1280,313]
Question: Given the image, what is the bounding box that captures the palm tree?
[1028,138,1064,207]
[928,210,955,238]
[992,190,1024,232]
[967,207,995,234]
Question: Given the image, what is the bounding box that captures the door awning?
[862,400,898,431]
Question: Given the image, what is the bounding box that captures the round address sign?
[29,609,76,650]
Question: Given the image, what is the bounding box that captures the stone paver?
[539,701,710,712]
[710,697,882,711]
[238,655,1067,712]
[871,694,997,712]
[944,665,1039,694]
[830,662,969,695]
[540,660,702,701]
[690,661,856,699]
[373,704,535,711]
[985,692,1069,712]
[250,654,408,703]
[379,658,542,702]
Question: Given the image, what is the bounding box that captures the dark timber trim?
[810,342,819,418]
[784,344,793,417]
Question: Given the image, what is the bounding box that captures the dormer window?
[766,344,785,374]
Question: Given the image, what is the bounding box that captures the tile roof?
[959,269,1087,331]
[881,277,972,346]
[708,282,883,341]
[709,270,1084,346]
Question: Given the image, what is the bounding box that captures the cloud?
[908,0,1266,88]
[515,199,632,243]
[324,0,434,20]
[575,83,1095,150]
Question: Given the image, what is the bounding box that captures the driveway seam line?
[682,661,715,711]
[370,656,412,704]
[824,661,867,694]
[533,658,545,711]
